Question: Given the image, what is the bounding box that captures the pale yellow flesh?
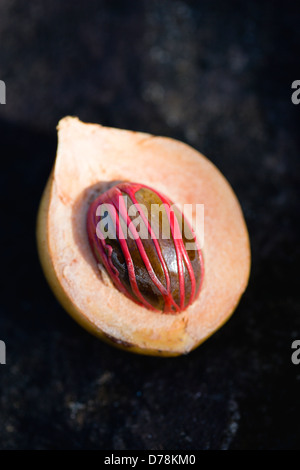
[36,117,251,356]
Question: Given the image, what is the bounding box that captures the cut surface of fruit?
[36,116,251,356]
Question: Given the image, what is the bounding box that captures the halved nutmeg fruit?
[36,117,250,356]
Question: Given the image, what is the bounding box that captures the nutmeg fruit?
[36,117,250,356]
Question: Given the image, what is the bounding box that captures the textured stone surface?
[0,0,299,449]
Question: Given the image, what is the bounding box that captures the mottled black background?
[0,0,299,450]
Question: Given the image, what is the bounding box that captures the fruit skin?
[87,182,204,314]
[36,117,251,357]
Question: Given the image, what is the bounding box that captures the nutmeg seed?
[87,182,204,313]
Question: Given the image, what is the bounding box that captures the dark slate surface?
[0,0,299,450]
